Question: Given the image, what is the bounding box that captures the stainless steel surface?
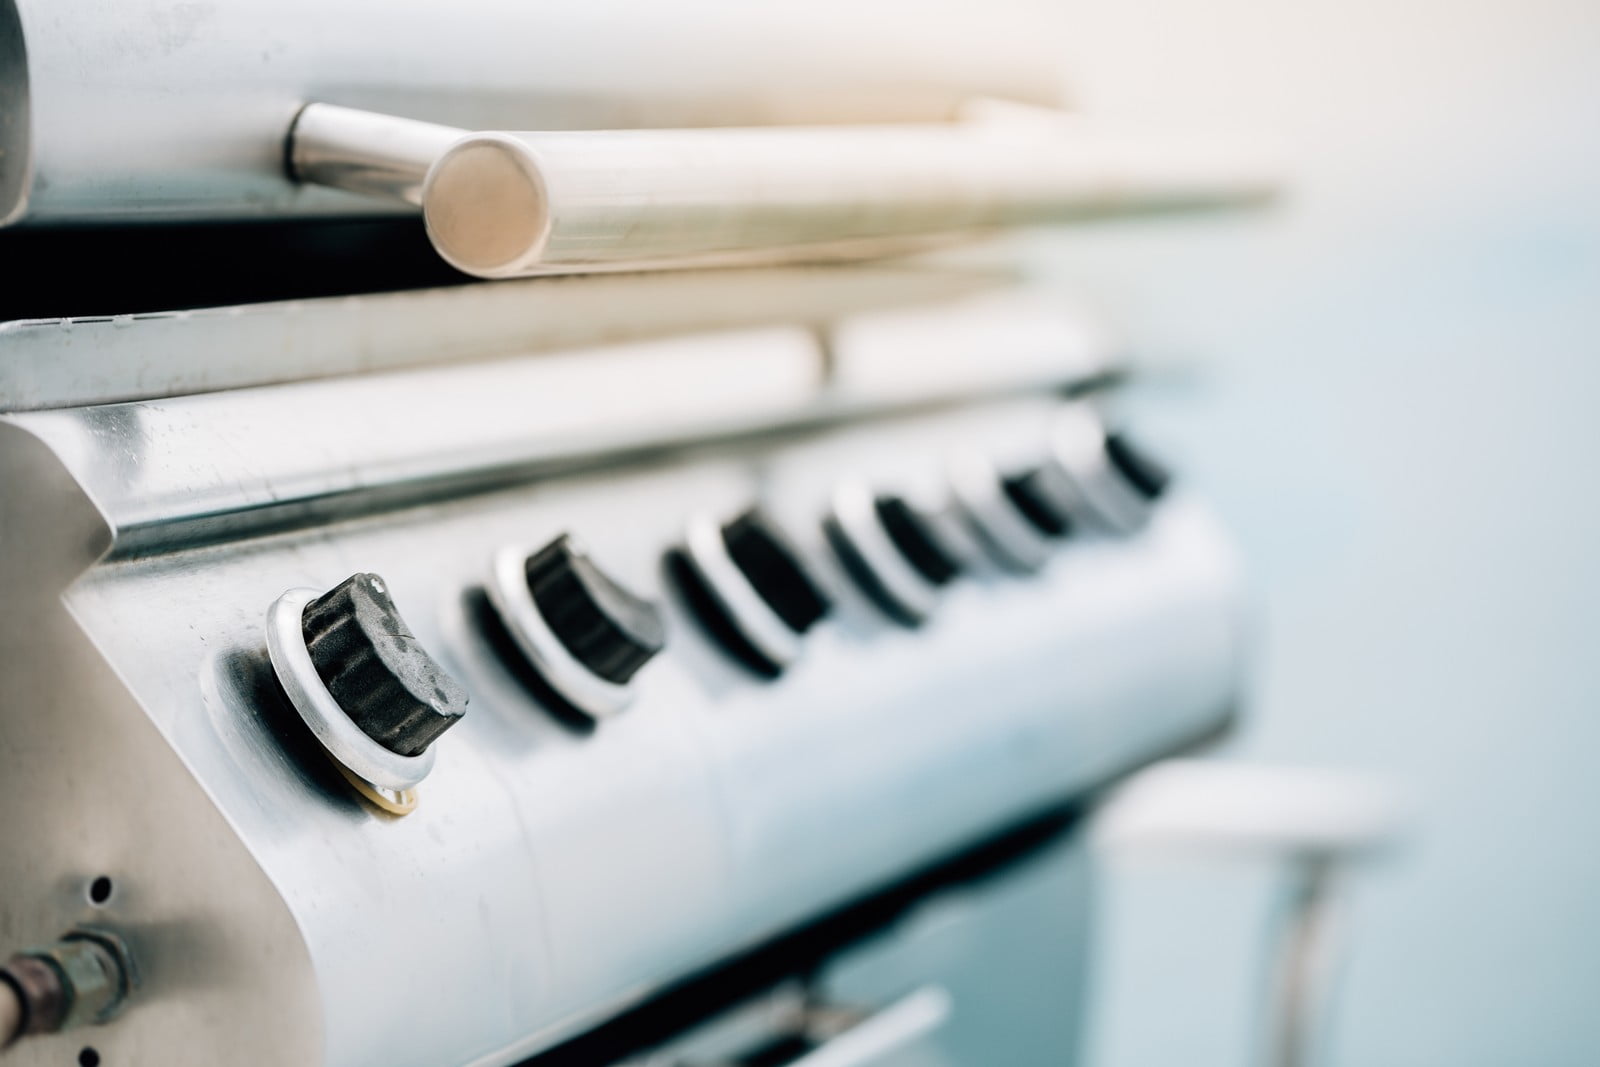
[288,105,456,206]
[826,480,942,625]
[418,119,1275,278]
[20,930,136,1033]
[485,543,639,720]
[631,827,1095,1066]
[0,265,1012,413]
[1046,407,1153,535]
[1,300,1114,557]
[682,513,804,670]
[2,0,1074,225]
[612,985,815,1067]
[0,379,1243,1064]
[286,103,1277,278]
[816,830,1094,1066]
[783,987,953,1067]
[948,451,1053,574]
[5,325,817,555]
[0,419,323,1067]
[614,985,954,1067]
[0,4,1266,1062]
[266,587,439,793]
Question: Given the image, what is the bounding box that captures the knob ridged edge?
[301,572,469,757]
[524,535,665,684]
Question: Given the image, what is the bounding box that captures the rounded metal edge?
[947,451,1052,574]
[828,480,939,624]
[1047,407,1152,535]
[683,513,803,670]
[0,0,33,226]
[422,131,553,279]
[265,587,436,792]
[485,544,635,719]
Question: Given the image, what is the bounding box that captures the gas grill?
[0,3,1268,1064]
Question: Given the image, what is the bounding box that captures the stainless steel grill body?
[0,0,1271,1057]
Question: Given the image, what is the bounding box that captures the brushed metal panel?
[2,297,1113,555]
[0,421,322,1067]
[8,0,1071,224]
[26,399,1239,1065]
[0,265,1010,413]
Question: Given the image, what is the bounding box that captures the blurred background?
[1042,0,1600,1063]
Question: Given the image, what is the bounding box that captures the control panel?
[0,353,1241,1067]
[259,404,1182,806]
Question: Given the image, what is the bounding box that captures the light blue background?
[1036,1,1600,1062]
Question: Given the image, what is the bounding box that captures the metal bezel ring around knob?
[825,480,940,625]
[1045,408,1154,536]
[265,587,437,794]
[682,512,804,671]
[947,451,1053,574]
[484,543,637,719]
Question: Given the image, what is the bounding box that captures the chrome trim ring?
[485,543,635,719]
[265,587,436,792]
[1048,407,1152,535]
[683,513,803,670]
[826,480,939,625]
[947,451,1052,574]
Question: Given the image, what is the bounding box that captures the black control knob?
[874,495,963,586]
[301,573,469,757]
[721,508,831,633]
[524,534,665,684]
[1104,431,1171,500]
[1000,466,1074,538]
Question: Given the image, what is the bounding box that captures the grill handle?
[289,102,1278,279]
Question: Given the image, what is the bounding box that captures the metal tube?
[426,123,1279,276]
[288,104,1280,278]
[0,929,137,1052]
[288,105,461,206]
[1262,856,1346,1067]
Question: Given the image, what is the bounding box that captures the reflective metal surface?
[0,383,1242,1064]
[288,105,456,206]
[780,987,953,1067]
[815,830,1094,1066]
[485,543,639,720]
[682,512,803,670]
[0,421,322,1067]
[0,265,1010,413]
[1046,407,1154,535]
[2,0,1074,225]
[825,480,942,625]
[288,103,1277,278]
[0,4,1266,1062]
[1,298,1113,556]
[949,451,1053,574]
